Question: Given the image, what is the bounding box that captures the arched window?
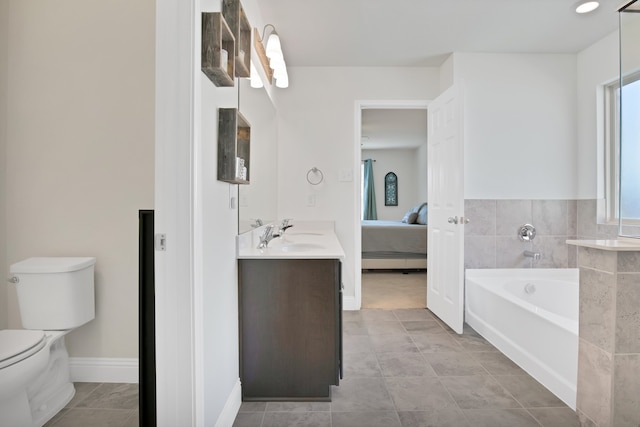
[384,172,398,206]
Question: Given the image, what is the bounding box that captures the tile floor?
[233,308,581,427]
[43,382,139,427]
[362,271,427,309]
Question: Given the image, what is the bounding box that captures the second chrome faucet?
[524,250,541,261]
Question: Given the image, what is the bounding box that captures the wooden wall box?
[222,0,251,78]
[201,12,235,87]
[218,108,251,184]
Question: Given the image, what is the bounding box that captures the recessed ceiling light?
[576,1,599,13]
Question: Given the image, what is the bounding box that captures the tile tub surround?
[567,240,640,426]
[464,199,618,270]
[233,308,580,427]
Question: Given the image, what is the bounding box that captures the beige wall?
[5,0,155,358]
[0,0,8,329]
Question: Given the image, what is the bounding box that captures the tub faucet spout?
[524,250,541,261]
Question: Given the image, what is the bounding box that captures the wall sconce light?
[253,24,289,88]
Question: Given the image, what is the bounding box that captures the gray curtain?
[363,159,377,220]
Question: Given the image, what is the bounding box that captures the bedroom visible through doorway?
[358,103,429,309]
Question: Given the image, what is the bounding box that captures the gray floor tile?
[392,309,435,321]
[461,408,540,427]
[122,410,139,427]
[66,383,102,408]
[343,310,364,322]
[411,332,465,353]
[494,375,566,408]
[344,320,368,335]
[45,408,134,427]
[343,334,375,354]
[232,412,264,427]
[343,351,383,377]
[397,409,471,427]
[361,309,398,322]
[330,377,395,412]
[261,411,331,427]
[332,411,402,427]
[265,401,330,412]
[365,320,407,335]
[376,352,436,377]
[401,320,445,333]
[239,401,267,412]
[370,333,419,353]
[529,407,581,427]
[454,333,497,352]
[470,351,526,375]
[439,375,521,409]
[384,377,457,411]
[43,408,70,426]
[75,383,139,411]
[424,352,487,376]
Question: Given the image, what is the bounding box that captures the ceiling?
[361,109,427,150]
[258,0,621,67]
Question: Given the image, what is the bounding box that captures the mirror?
[238,78,278,233]
[618,1,640,237]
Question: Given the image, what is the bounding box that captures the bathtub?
[465,268,578,409]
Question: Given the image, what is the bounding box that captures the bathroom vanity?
[237,222,345,401]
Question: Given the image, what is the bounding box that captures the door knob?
[448,216,459,224]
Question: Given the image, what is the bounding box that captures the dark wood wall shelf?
[238,258,342,401]
[222,0,251,78]
[218,108,250,184]
[201,12,235,87]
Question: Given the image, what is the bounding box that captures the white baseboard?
[69,357,139,383]
[215,379,242,427]
[343,295,359,311]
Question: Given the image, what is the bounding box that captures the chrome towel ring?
[306,167,324,185]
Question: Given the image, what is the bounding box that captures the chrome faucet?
[251,218,263,228]
[524,250,541,261]
[278,218,294,235]
[258,225,280,249]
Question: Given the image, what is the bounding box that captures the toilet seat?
[0,330,46,369]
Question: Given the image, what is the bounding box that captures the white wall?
[576,31,618,201]
[276,67,441,302]
[198,0,267,424]
[452,53,579,200]
[361,149,423,220]
[5,0,155,358]
[0,0,8,330]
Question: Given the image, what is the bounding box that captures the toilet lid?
[0,330,46,369]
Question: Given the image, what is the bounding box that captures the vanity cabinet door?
[238,258,341,401]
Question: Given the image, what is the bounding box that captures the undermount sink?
[276,243,326,252]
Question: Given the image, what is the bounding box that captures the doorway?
[354,101,429,310]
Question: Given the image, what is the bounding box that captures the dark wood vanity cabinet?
[238,258,342,401]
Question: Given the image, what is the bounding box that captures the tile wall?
[464,199,618,269]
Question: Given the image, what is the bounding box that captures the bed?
[361,203,428,270]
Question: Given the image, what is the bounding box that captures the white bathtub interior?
[465,268,579,409]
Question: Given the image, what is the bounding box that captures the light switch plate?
[339,168,353,182]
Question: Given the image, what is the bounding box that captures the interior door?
[427,84,465,334]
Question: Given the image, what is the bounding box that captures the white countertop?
[566,238,640,251]
[237,221,346,260]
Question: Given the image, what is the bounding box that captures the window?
[604,73,640,223]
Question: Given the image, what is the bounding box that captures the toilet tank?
[10,257,96,330]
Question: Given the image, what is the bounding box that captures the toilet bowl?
[0,257,96,427]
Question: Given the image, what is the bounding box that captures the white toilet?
[0,257,96,427]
